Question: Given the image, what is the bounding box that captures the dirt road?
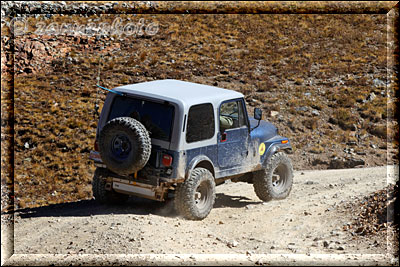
[2,166,398,266]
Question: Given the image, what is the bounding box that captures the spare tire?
[99,117,151,175]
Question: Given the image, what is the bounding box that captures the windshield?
[108,95,174,142]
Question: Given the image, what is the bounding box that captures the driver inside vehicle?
[220,101,239,132]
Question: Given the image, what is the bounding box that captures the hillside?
[1,5,398,210]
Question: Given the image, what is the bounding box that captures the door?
[217,99,249,169]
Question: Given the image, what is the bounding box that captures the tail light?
[94,140,99,151]
[162,154,173,167]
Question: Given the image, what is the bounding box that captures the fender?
[262,142,292,167]
[185,155,215,179]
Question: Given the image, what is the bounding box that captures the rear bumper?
[90,151,181,201]
[111,177,168,201]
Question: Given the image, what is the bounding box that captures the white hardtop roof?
[114,79,243,109]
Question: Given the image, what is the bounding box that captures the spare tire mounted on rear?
[99,117,151,176]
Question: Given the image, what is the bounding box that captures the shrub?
[303,119,318,130]
[309,144,324,154]
[334,108,357,130]
[368,124,387,139]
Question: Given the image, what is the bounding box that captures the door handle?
[221,132,227,142]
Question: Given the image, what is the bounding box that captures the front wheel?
[253,152,294,201]
[174,168,216,220]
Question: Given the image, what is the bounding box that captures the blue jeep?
[90,79,293,220]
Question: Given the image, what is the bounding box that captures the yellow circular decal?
[259,143,266,156]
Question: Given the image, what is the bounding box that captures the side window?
[219,100,246,132]
[186,103,215,143]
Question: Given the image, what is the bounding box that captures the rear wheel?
[253,152,293,201]
[174,168,216,220]
[92,168,129,204]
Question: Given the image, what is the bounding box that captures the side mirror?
[254,108,262,120]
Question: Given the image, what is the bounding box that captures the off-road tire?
[253,152,293,201]
[92,168,129,204]
[99,117,151,176]
[174,168,216,220]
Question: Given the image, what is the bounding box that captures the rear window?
[186,103,215,143]
[108,96,174,142]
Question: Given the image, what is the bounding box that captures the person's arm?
[220,115,233,132]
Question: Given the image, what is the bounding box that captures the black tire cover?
[98,117,151,175]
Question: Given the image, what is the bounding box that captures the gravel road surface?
[2,166,398,266]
